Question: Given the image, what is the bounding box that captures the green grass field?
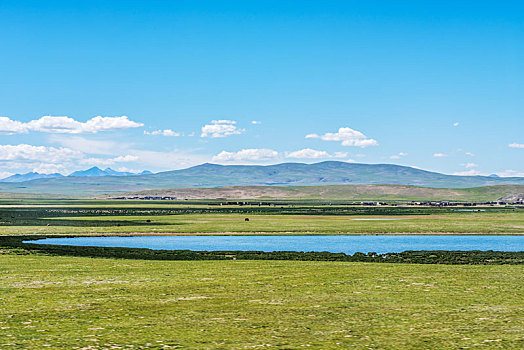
[1,203,523,235]
[1,200,522,349]
[2,212,523,235]
[1,253,523,349]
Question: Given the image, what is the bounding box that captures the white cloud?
[495,170,524,177]
[0,144,82,163]
[285,148,348,159]
[80,155,139,166]
[452,168,524,177]
[131,149,209,170]
[0,116,143,134]
[390,152,408,160]
[49,135,132,155]
[464,163,477,168]
[433,153,447,157]
[0,117,28,134]
[212,149,279,162]
[306,127,378,147]
[32,163,67,174]
[251,120,262,124]
[116,166,138,173]
[509,142,524,148]
[453,169,483,176]
[201,120,244,138]
[453,122,459,126]
[286,149,330,159]
[144,129,181,136]
[0,171,15,179]
[113,155,139,162]
[465,152,475,156]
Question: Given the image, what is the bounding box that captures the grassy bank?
[2,235,523,265]
[1,253,523,349]
[1,204,523,235]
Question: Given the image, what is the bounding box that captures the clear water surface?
[26,235,524,254]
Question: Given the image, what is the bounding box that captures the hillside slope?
[0,161,523,196]
[97,184,524,202]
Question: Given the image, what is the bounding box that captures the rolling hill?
[0,161,523,196]
[98,184,524,202]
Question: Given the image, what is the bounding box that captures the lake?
[26,235,524,254]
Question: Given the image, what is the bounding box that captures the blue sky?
[0,0,522,177]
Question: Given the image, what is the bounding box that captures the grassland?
[1,253,523,349]
[1,200,522,348]
[99,184,524,202]
[0,203,523,235]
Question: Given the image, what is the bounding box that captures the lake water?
[26,235,524,254]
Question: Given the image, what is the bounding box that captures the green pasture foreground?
[1,254,523,349]
[0,203,522,235]
[2,212,523,235]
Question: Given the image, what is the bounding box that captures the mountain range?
[1,167,152,183]
[0,161,523,196]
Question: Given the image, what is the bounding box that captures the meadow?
[1,253,523,349]
[1,200,523,349]
[0,201,522,236]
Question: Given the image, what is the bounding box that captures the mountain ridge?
[0,161,523,196]
[1,167,153,182]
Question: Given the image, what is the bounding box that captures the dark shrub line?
[1,235,522,265]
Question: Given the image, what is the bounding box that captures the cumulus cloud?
[286,149,330,159]
[494,170,524,177]
[453,122,459,126]
[453,169,524,177]
[0,115,143,134]
[306,127,378,147]
[144,129,181,136]
[433,153,447,157]
[49,135,132,155]
[0,171,15,179]
[0,144,82,163]
[390,152,408,160]
[116,166,140,173]
[453,169,483,176]
[0,117,28,134]
[130,149,209,169]
[212,149,278,162]
[285,148,348,159]
[80,155,139,166]
[251,120,262,124]
[201,120,244,138]
[509,142,524,148]
[32,163,67,174]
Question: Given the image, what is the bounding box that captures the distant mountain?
[0,161,523,196]
[69,167,109,177]
[68,167,149,177]
[1,167,152,184]
[0,172,64,183]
